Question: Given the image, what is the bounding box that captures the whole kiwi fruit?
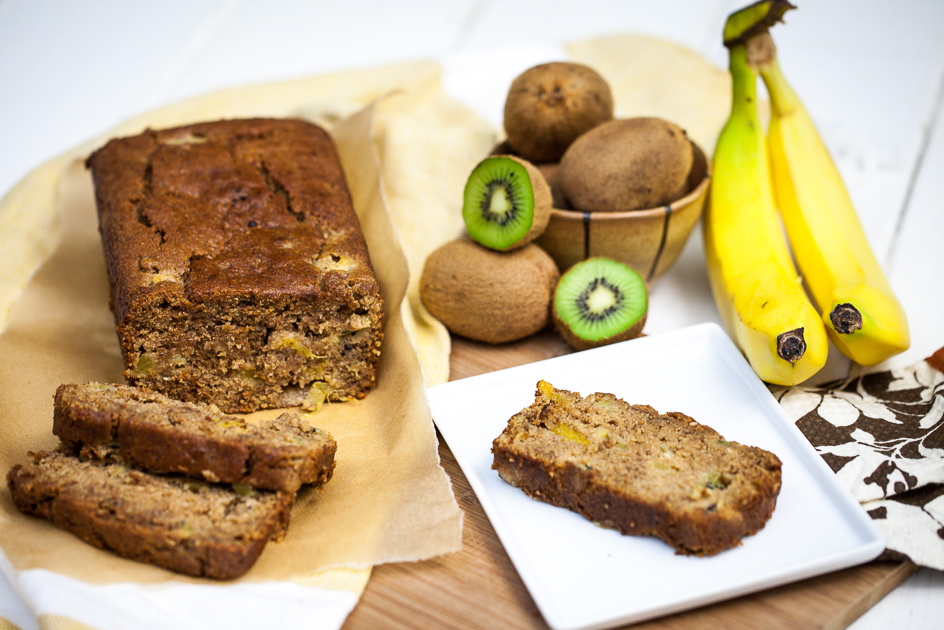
[558,117,694,212]
[536,162,569,209]
[463,155,553,251]
[503,62,614,163]
[552,257,648,351]
[420,238,560,344]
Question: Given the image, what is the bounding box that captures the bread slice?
[491,381,782,555]
[53,382,336,493]
[7,450,293,579]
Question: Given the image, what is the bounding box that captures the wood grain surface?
[343,331,916,629]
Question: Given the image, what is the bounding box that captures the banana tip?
[776,328,807,364]
[830,303,864,334]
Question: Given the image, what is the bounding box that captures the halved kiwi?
[462,155,552,251]
[552,257,648,350]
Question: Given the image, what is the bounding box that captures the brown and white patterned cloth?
[773,348,944,569]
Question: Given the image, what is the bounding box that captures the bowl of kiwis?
[497,61,711,285]
[418,61,710,353]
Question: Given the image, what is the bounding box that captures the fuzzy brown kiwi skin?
[535,162,569,210]
[420,238,561,344]
[553,307,647,352]
[503,62,614,164]
[558,117,694,212]
[516,156,555,248]
[489,144,569,210]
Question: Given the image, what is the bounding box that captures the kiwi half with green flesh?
[553,257,648,350]
[463,155,552,251]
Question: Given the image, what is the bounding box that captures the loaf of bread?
[492,381,782,555]
[7,450,294,580]
[86,118,383,413]
[53,382,336,493]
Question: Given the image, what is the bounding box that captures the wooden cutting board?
[343,331,916,629]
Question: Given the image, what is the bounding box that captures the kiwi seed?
[462,155,552,251]
[503,62,614,163]
[420,238,560,344]
[552,257,648,350]
[558,117,694,212]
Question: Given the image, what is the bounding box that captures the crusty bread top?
[85,117,380,321]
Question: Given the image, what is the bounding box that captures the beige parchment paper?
[0,60,497,586]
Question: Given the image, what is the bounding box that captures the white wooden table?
[1,1,942,628]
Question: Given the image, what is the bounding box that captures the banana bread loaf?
[53,382,336,493]
[492,381,782,555]
[6,450,294,579]
[86,118,383,413]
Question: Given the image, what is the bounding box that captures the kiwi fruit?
[558,117,694,212]
[420,238,560,344]
[503,62,614,163]
[536,162,569,209]
[552,257,648,350]
[463,155,552,251]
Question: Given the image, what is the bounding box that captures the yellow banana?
[703,39,828,385]
[754,32,910,366]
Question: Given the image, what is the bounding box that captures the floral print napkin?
[773,348,944,569]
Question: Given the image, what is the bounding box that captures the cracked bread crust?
[6,450,294,580]
[86,118,383,413]
[53,382,337,493]
[491,381,782,556]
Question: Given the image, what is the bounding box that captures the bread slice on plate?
[54,382,336,493]
[492,380,782,556]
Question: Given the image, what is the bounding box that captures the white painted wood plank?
[0,0,478,198]
[850,566,944,630]
[0,0,224,196]
[879,83,944,370]
[146,0,480,115]
[456,0,734,55]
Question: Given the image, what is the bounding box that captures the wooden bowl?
[535,141,710,285]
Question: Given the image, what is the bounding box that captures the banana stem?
[747,32,799,117]
[723,0,796,48]
[728,45,759,120]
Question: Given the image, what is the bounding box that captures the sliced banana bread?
[492,381,782,555]
[86,118,384,413]
[7,450,293,579]
[53,382,336,493]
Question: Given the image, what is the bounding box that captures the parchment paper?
[0,77,470,586]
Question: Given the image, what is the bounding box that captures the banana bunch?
[704,29,828,385]
[756,32,910,366]
[705,0,910,385]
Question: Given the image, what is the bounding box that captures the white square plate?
[428,322,883,630]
